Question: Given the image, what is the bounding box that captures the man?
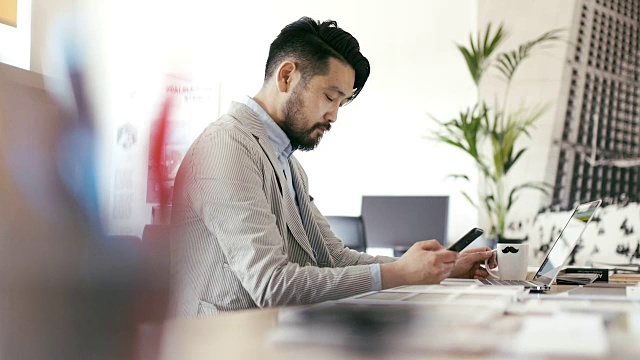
[171,17,496,317]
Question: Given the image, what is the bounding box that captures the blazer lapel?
[290,160,334,267]
[227,102,316,261]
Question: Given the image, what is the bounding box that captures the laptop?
[477,200,602,291]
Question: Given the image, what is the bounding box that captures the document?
[512,313,609,357]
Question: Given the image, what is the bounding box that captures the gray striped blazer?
[170,102,396,317]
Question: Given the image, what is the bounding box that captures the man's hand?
[448,247,497,279]
[380,240,458,289]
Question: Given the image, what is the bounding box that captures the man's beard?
[280,88,331,152]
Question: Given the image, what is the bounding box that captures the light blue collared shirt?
[240,96,297,209]
[239,96,381,291]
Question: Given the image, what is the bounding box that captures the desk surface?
[160,307,283,360]
[158,285,640,360]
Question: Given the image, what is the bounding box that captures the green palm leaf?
[504,148,527,174]
[457,23,507,86]
[431,23,562,240]
[506,182,553,211]
[494,28,563,82]
[431,104,492,178]
[462,191,478,209]
[447,174,471,182]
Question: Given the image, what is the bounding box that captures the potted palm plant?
[432,23,563,242]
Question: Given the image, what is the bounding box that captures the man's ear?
[276,61,297,93]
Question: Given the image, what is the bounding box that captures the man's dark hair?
[264,17,370,103]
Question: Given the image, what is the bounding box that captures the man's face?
[281,58,355,151]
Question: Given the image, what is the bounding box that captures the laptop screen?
[534,200,601,285]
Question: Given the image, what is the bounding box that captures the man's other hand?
[448,247,496,279]
[381,240,457,289]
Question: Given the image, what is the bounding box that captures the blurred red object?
[148,94,173,225]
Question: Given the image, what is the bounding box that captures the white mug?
[484,243,529,281]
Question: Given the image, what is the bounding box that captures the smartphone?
[447,228,484,252]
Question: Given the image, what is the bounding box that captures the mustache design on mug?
[501,246,520,254]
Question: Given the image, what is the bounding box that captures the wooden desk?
[158,286,640,359]
[159,308,282,360]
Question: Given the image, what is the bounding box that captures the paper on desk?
[383,284,526,306]
[512,313,609,357]
[629,313,640,335]
[392,283,524,294]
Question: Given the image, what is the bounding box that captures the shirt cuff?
[369,263,382,291]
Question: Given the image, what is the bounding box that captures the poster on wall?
[0,0,18,27]
[109,123,138,231]
[509,0,640,267]
[107,72,219,235]
[0,0,30,69]
[146,73,219,223]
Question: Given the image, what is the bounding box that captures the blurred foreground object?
[0,61,166,359]
[272,301,416,356]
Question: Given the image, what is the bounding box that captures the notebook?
[478,199,602,291]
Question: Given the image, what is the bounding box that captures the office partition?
[361,196,449,253]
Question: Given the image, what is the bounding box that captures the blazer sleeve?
[290,159,397,267]
[189,126,376,308]
[311,203,397,267]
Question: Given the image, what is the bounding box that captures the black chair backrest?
[325,216,366,252]
[141,224,171,278]
[140,224,172,321]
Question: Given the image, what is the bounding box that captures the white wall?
[38,0,480,242]
[30,0,74,74]
[266,0,481,243]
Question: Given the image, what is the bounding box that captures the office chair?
[142,224,171,282]
[325,216,367,252]
[141,224,172,321]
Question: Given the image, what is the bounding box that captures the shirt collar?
[240,95,293,160]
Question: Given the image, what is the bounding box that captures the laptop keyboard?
[479,279,541,287]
